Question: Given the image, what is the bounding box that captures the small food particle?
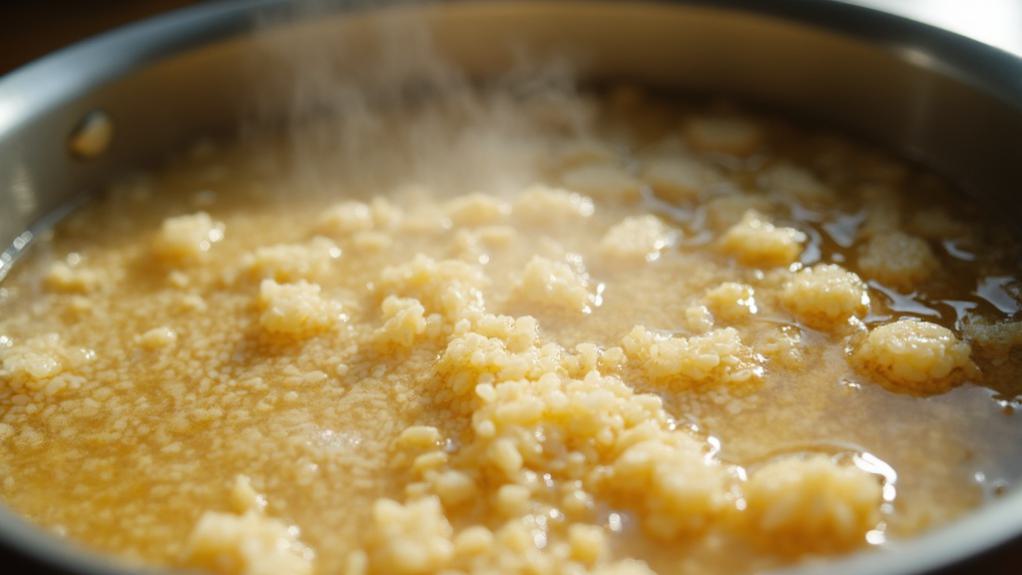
[445,194,510,226]
[45,260,101,293]
[622,325,763,387]
[230,475,267,514]
[963,319,1022,392]
[378,255,486,320]
[513,184,595,223]
[241,237,341,282]
[852,319,977,394]
[568,524,606,564]
[745,455,883,554]
[318,201,374,235]
[138,326,177,350]
[489,440,524,481]
[600,433,736,539]
[600,215,676,261]
[152,212,224,261]
[719,211,806,267]
[1,336,64,382]
[755,326,805,369]
[430,470,476,508]
[964,319,1022,359]
[396,426,443,451]
[451,526,494,559]
[781,264,869,330]
[369,198,403,229]
[364,497,454,574]
[494,483,530,516]
[858,231,938,289]
[514,255,596,313]
[185,510,313,575]
[683,304,715,333]
[593,560,658,575]
[0,334,93,395]
[257,279,340,338]
[374,296,429,348]
[704,282,757,321]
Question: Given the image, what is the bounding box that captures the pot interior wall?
[258,0,1022,199]
[2,0,1021,265]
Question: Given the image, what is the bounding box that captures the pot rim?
[1,1,1021,574]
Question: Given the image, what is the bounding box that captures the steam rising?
[246,1,596,200]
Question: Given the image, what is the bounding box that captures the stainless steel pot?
[1,1,1021,573]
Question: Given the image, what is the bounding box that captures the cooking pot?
[1,1,1021,573]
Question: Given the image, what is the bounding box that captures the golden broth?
[1,89,1020,575]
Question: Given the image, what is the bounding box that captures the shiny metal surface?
[853,0,1022,57]
[0,1,1021,573]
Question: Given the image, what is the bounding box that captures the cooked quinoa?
[1,88,1021,575]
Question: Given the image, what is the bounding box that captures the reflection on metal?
[10,162,35,217]
[0,195,86,283]
[856,0,1022,56]
[0,231,32,282]
[68,110,113,160]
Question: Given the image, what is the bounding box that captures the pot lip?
[1,1,1021,574]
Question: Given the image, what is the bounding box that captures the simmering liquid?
[1,88,1021,575]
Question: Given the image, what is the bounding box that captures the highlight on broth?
[2,30,1022,575]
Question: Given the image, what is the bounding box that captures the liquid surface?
[1,89,1022,575]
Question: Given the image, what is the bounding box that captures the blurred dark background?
[1,1,202,75]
